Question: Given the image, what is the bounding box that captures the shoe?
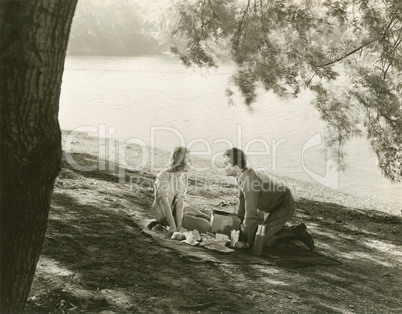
[293,223,315,251]
[273,223,315,251]
[146,220,160,230]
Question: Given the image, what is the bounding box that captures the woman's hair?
[223,147,247,169]
[167,146,190,172]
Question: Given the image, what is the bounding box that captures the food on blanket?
[191,230,201,241]
[199,232,215,246]
[199,232,229,247]
[201,232,215,239]
[181,230,200,245]
[171,232,185,241]
[199,239,217,247]
[230,230,240,247]
[215,233,230,243]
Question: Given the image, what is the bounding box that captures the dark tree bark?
[0,1,77,312]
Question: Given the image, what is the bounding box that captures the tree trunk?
[0,1,77,312]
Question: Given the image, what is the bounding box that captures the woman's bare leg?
[183,206,210,221]
[182,215,210,233]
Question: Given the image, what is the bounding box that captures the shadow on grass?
[297,197,401,224]
[26,151,402,313]
[27,191,223,312]
[296,197,401,243]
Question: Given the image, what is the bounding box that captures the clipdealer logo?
[63,124,339,189]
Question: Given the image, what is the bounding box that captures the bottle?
[253,224,265,255]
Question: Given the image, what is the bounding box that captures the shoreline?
[61,129,401,216]
[61,54,402,206]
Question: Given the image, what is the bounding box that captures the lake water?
[59,55,401,206]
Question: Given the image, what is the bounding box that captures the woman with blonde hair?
[149,146,210,234]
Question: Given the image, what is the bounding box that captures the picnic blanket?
[139,219,341,269]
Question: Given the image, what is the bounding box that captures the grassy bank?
[61,130,400,215]
[25,130,401,313]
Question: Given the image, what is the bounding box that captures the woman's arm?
[174,197,184,230]
[161,196,177,232]
[174,173,188,231]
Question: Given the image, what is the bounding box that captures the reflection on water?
[59,55,401,205]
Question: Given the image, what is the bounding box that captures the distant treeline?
[67,0,173,56]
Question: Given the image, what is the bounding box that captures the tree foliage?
[171,0,402,182]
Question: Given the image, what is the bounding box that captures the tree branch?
[233,0,250,49]
[201,0,206,37]
[240,0,250,30]
[383,62,391,79]
[317,42,370,67]
[207,0,219,19]
[306,73,317,86]
[200,0,218,38]
[317,22,402,68]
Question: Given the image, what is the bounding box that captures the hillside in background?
[67,0,173,56]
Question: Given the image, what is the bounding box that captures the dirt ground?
[25,132,401,313]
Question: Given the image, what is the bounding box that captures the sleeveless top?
[150,170,188,221]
